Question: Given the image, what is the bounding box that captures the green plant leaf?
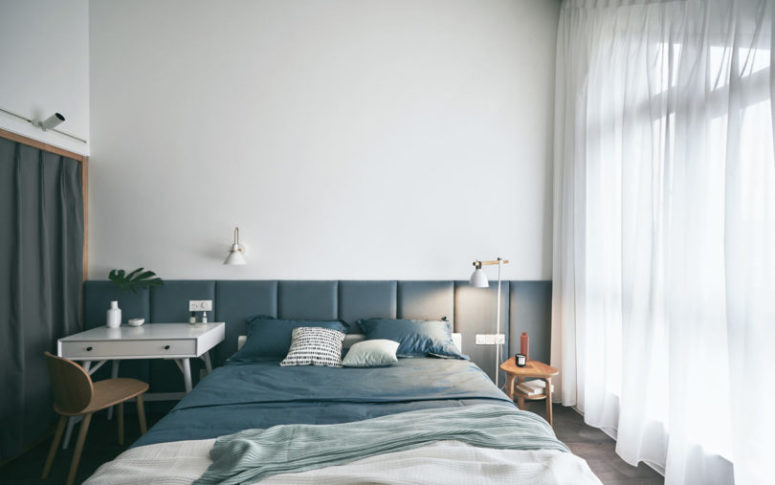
[108,267,164,293]
[131,270,156,282]
[125,267,145,280]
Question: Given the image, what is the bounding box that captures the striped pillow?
[280,327,346,367]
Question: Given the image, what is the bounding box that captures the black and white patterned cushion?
[280,327,346,367]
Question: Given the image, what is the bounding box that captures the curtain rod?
[0,106,88,144]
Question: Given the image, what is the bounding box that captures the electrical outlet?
[476,334,506,345]
[189,300,213,312]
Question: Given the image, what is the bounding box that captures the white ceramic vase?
[106,300,122,328]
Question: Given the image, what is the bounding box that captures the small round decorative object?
[515,353,527,367]
[127,318,145,327]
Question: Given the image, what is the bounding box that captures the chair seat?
[55,378,149,416]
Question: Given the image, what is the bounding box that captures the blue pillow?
[356,318,468,360]
[229,316,348,362]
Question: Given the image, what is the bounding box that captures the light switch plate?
[484,334,496,345]
[189,300,213,311]
[475,334,486,345]
[494,334,506,344]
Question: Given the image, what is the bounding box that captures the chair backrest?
[44,352,94,415]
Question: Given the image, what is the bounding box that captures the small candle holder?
[515,353,527,367]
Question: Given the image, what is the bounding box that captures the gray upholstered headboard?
[83,280,551,392]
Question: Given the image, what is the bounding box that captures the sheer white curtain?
[551,0,775,484]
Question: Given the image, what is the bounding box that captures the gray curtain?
[0,136,84,460]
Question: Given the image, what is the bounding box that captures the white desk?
[57,322,225,448]
[58,322,225,392]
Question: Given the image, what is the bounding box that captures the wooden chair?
[41,352,149,485]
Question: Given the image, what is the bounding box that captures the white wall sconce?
[224,227,247,265]
[470,257,510,387]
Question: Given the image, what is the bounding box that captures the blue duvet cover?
[134,358,514,447]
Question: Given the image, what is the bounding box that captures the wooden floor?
[527,401,664,485]
[0,403,663,485]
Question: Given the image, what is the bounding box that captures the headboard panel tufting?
[278,281,338,320]
[338,281,397,323]
[82,279,552,392]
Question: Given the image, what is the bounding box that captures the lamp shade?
[469,268,489,288]
[224,244,246,265]
[224,227,247,265]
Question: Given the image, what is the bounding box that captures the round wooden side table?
[500,358,559,426]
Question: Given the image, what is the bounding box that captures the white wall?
[0,0,90,155]
[89,0,559,280]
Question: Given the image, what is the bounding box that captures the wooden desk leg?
[545,377,553,426]
[505,374,515,401]
[516,376,525,410]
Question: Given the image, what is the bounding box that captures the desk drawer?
[60,339,196,359]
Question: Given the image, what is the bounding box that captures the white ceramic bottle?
[106,301,122,328]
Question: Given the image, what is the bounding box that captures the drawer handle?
[86,346,93,351]
[163,345,171,350]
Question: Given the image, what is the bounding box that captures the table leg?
[201,352,213,374]
[505,374,515,400]
[107,360,120,420]
[180,358,192,392]
[63,417,77,450]
[117,402,124,445]
[545,377,553,426]
[516,376,525,410]
[137,394,147,434]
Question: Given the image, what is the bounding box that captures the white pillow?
[280,327,345,367]
[342,339,400,367]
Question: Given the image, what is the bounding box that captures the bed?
[85,351,601,484]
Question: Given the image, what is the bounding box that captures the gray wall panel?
[214,280,278,365]
[454,281,510,384]
[150,281,215,322]
[149,281,215,393]
[278,281,338,320]
[338,281,397,327]
[509,281,552,364]
[397,281,454,323]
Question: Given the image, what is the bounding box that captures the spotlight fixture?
[35,113,65,131]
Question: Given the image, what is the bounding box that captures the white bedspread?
[85,439,602,485]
